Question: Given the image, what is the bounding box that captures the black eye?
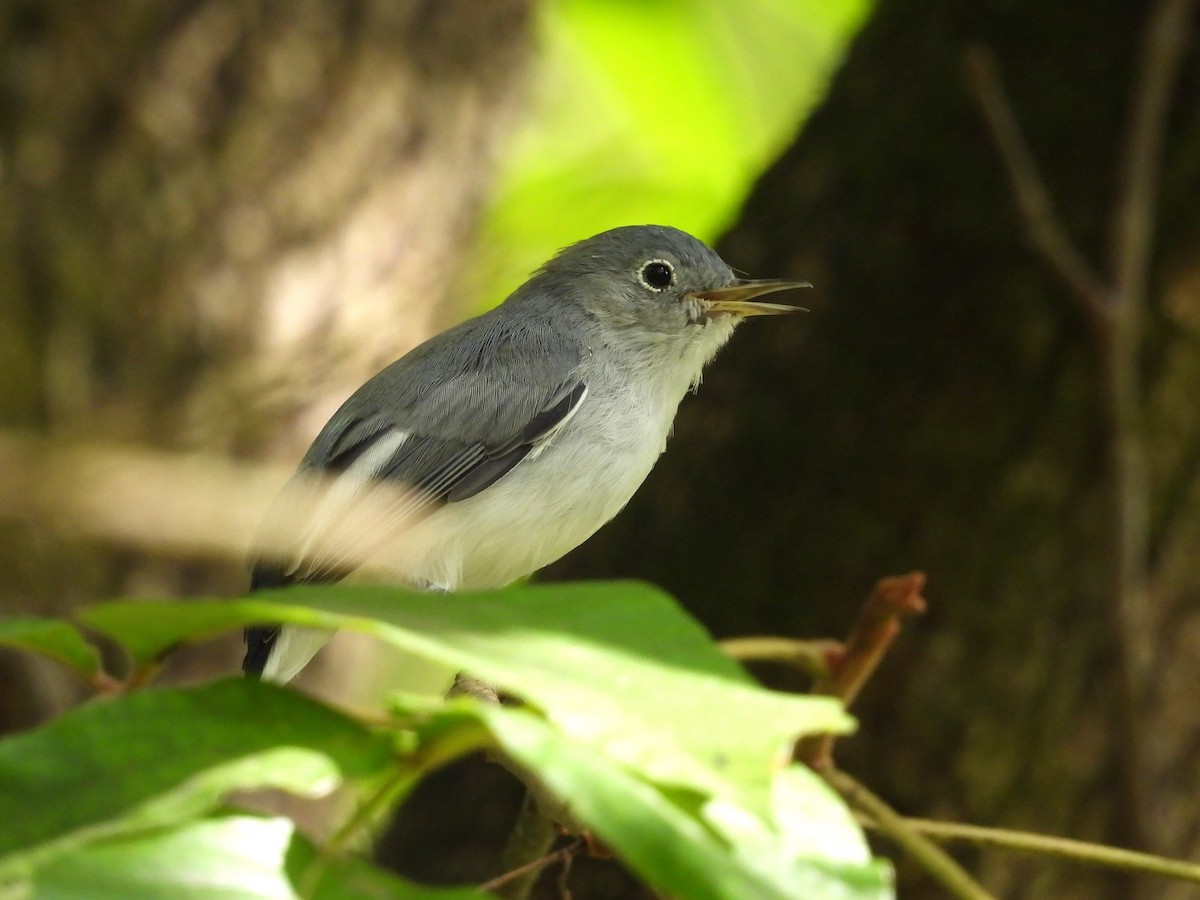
[638,259,675,291]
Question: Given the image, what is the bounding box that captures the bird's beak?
[686,279,811,317]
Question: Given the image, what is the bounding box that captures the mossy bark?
[0,0,533,721]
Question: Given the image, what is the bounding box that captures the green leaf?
[0,680,394,876]
[83,583,851,798]
[23,814,481,900]
[421,699,891,900]
[81,584,879,893]
[471,0,873,308]
[700,765,894,898]
[26,815,298,900]
[0,617,100,679]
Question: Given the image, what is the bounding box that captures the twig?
[1101,0,1198,680]
[1101,0,1197,853]
[718,636,841,678]
[861,815,1200,885]
[795,572,927,770]
[124,660,164,692]
[967,4,1197,854]
[299,765,412,897]
[819,572,928,707]
[88,670,126,694]
[450,673,583,898]
[479,839,582,895]
[555,840,577,900]
[963,45,1112,326]
[825,768,995,900]
[321,767,411,859]
[1110,0,1198,311]
[87,664,159,697]
[492,795,560,899]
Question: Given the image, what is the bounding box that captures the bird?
[244,224,807,682]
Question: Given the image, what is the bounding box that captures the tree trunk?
[0,0,533,722]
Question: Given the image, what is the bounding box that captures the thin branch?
[1110,0,1199,310]
[298,765,412,897]
[825,769,995,900]
[718,636,841,678]
[88,670,126,694]
[795,573,927,770]
[968,8,1196,855]
[491,795,560,899]
[555,842,577,900]
[864,815,1200,885]
[963,44,1113,326]
[479,840,582,895]
[819,572,928,708]
[124,660,164,692]
[1100,0,1197,852]
[448,675,582,834]
[320,767,411,859]
[449,673,581,898]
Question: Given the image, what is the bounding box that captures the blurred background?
[2,1,1198,898]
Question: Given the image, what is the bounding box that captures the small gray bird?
[245,224,806,682]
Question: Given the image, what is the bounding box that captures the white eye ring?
[637,259,675,292]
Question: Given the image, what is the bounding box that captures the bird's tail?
[242,564,289,677]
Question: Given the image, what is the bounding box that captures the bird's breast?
[371,375,686,590]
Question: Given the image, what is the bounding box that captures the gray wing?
[251,309,587,589]
[244,311,585,675]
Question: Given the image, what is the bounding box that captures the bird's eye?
[638,259,675,291]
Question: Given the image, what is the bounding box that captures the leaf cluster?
[0,582,891,899]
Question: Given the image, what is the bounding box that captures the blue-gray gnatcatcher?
[245,224,807,681]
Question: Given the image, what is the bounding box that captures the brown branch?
[1101,0,1198,639]
[555,842,578,900]
[795,572,927,770]
[449,673,579,899]
[826,769,996,900]
[963,45,1112,328]
[819,572,928,707]
[489,797,563,899]
[1110,0,1199,311]
[1100,0,1198,856]
[719,636,841,678]
[479,839,582,896]
[967,6,1196,855]
[88,670,126,694]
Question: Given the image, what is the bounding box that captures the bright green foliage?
[473,0,872,306]
[1,582,893,898]
[28,814,483,900]
[30,815,301,900]
[0,679,394,873]
[0,618,100,681]
[84,582,851,798]
[471,701,889,900]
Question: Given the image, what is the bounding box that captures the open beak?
[686,279,811,317]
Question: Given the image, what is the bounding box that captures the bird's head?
[525,225,808,346]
